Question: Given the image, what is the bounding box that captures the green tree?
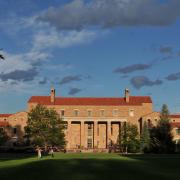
[0,48,5,60]
[25,104,66,149]
[150,104,175,153]
[120,122,140,153]
[140,121,151,153]
[0,128,8,146]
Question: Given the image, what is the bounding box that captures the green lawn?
[0,153,180,180]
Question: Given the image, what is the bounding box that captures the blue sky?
[0,0,180,113]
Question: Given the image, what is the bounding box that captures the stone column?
[81,121,85,149]
[67,121,71,149]
[107,121,111,148]
[94,121,98,148]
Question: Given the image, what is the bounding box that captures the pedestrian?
[49,147,54,158]
[36,146,42,159]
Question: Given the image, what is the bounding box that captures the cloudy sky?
[0,0,180,113]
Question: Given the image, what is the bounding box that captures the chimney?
[125,88,130,103]
[50,87,55,103]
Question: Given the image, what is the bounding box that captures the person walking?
[36,146,42,159]
[49,147,54,158]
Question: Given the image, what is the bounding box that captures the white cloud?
[0,6,103,93]
[0,50,49,74]
[32,28,97,51]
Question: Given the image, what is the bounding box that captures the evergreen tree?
[0,128,8,146]
[140,121,151,153]
[120,122,140,153]
[25,104,66,149]
[150,104,175,153]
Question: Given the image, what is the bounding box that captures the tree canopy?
[140,121,151,153]
[120,122,140,153]
[150,104,175,153]
[25,104,66,148]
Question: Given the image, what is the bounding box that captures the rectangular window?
[87,110,92,117]
[74,110,79,117]
[88,124,92,136]
[113,109,118,116]
[100,110,105,117]
[129,109,134,117]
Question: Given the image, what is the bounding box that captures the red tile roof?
[170,122,180,128]
[0,121,9,127]
[0,114,12,118]
[169,114,180,118]
[28,96,152,106]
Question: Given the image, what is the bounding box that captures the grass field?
[0,153,180,180]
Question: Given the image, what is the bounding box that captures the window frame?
[129,109,134,117]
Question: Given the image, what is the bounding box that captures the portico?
[65,119,127,150]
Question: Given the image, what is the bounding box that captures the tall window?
[13,127,17,134]
[100,110,105,117]
[87,110,92,117]
[74,110,79,117]
[129,109,134,117]
[88,124,92,136]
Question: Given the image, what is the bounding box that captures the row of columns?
[67,121,125,149]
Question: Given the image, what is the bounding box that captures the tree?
[0,128,8,146]
[120,122,140,153]
[150,104,175,153]
[0,49,5,60]
[0,54,4,60]
[140,121,151,153]
[25,104,66,149]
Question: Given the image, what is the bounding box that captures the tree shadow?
[0,155,180,180]
[0,153,35,162]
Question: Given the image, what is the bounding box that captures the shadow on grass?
[0,155,180,180]
[0,153,35,162]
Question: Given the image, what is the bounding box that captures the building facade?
[0,88,180,151]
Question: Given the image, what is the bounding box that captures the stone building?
[142,112,180,144]
[0,88,180,150]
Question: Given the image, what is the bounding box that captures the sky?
[0,0,180,114]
